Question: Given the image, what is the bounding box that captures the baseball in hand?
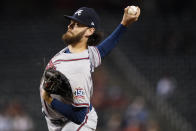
[128,6,138,15]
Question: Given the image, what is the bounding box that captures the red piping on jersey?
[76,106,90,131]
[94,47,101,65]
[54,57,89,63]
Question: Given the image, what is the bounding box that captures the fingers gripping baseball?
[121,5,141,27]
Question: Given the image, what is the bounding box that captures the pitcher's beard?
[62,29,87,46]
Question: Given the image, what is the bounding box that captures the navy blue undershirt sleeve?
[97,24,127,58]
[51,98,88,125]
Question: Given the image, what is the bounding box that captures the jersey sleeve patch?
[74,88,85,99]
[72,87,89,107]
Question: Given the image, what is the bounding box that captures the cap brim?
[64,15,89,27]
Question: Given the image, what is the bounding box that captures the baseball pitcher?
[40,6,140,131]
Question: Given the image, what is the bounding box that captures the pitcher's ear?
[85,28,95,37]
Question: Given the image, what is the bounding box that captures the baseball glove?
[43,68,73,103]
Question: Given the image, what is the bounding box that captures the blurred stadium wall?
[0,0,196,130]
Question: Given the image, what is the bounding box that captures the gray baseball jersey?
[40,46,101,130]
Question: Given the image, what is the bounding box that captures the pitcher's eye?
[75,22,85,27]
[76,23,80,26]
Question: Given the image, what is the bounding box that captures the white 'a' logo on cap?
[75,10,83,16]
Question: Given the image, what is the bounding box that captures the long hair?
[87,31,104,46]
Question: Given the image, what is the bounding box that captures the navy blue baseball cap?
[64,7,100,29]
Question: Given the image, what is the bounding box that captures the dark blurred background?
[0,0,196,131]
